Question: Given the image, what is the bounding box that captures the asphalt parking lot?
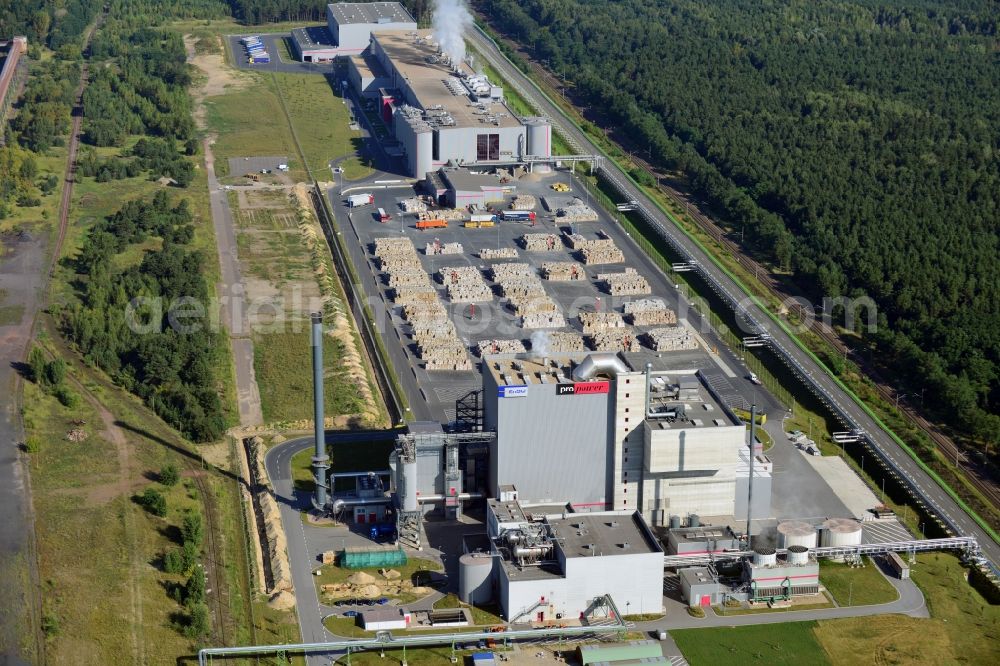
[226,32,335,74]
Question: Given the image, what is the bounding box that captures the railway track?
[475,24,999,522]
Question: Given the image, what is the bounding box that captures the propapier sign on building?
[497,385,529,398]
[556,381,610,396]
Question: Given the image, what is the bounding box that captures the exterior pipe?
[416,492,483,503]
[746,404,756,541]
[572,352,629,381]
[311,312,330,511]
[644,362,653,417]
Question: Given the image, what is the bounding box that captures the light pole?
[895,391,909,409]
[847,581,854,607]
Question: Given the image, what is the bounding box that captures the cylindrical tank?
[777,520,818,549]
[525,118,552,158]
[401,459,418,512]
[787,545,810,566]
[414,129,433,179]
[669,515,681,530]
[821,518,863,547]
[752,547,777,567]
[458,553,493,604]
[688,514,700,528]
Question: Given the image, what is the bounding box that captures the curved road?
[466,26,999,568]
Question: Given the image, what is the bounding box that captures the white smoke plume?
[530,330,550,356]
[432,0,472,66]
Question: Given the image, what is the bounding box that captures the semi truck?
[500,210,536,221]
[416,219,448,230]
[347,193,374,207]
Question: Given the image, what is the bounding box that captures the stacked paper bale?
[394,287,439,307]
[424,240,463,255]
[597,267,651,295]
[400,197,427,213]
[439,266,492,303]
[490,263,558,318]
[510,194,536,210]
[556,198,599,222]
[578,311,626,335]
[419,208,465,221]
[624,298,677,326]
[521,233,559,252]
[479,247,518,260]
[541,261,584,281]
[476,339,528,356]
[542,331,586,352]
[374,237,429,300]
[588,330,642,352]
[522,311,568,329]
[644,326,699,351]
[419,338,473,370]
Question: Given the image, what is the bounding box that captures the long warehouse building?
[349,28,552,178]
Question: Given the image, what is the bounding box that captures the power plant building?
[350,29,552,178]
[483,352,770,527]
[481,500,665,621]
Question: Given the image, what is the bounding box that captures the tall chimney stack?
[746,404,757,544]
[311,312,330,511]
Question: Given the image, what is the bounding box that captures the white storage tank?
[786,545,810,566]
[414,128,434,179]
[401,459,419,512]
[458,553,493,604]
[777,520,818,549]
[821,518,863,547]
[525,118,551,158]
[752,547,777,567]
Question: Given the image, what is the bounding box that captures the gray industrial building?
[348,29,552,178]
[327,2,416,54]
[426,167,516,209]
[483,352,771,527]
[461,499,664,621]
[289,26,340,61]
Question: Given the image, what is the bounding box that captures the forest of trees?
[0,0,100,51]
[224,0,430,26]
[480,0,1000,447]
[64,191,226,442]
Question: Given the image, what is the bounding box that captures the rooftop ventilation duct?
[572,352,628,381]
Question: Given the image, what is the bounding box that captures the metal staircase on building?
[396,510,423,550]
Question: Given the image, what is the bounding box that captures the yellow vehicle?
[732,407,767,425]
[465,220,496,228]
[550,182,571,192]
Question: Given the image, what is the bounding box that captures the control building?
[482,352,771,527]
[468,498,664,621]
[350,29,552,177]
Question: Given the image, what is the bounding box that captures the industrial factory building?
[349,28,552,177]
[458,498,664,621]
[327,2,416,54]
[289,26,341,62]
[482,352,772,527]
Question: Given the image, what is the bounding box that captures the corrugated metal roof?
[578,641,663,665]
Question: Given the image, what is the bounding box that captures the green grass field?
[253,330,368,423]
[314,557,443,607]
[820,558,898,607]
[672,621,831,666]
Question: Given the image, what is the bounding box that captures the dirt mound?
[380,568,401,580]
[267,590,296,610]
[347,571,377,585]
[358,584,382,598]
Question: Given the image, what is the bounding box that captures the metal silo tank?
[777,520,818,549]
[526,119,551,158]
[401,459,419,512]
[786,545,810,566]
[752,547,777,567]
[459,553,493,604]
[820,518,863,547]
[414,129,433,179]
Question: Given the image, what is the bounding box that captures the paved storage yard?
[329,169,769,423]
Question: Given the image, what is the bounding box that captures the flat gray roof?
[678,567,716,586]
[328,2,415,25]
[441,168,510,193]
[548,512,661,559]
[291,26,336,51]
[374,29,520,129]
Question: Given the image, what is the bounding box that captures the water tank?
[777,520,818,549]
[669,515,681,530]
[821,518,863,547]
[525,118,551,158]
[752,547,777,567]
[401,459,419,512]
[688,514,700,528]
[414,129,433,179]
[786,545,810,566]
[458,553,493,604]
